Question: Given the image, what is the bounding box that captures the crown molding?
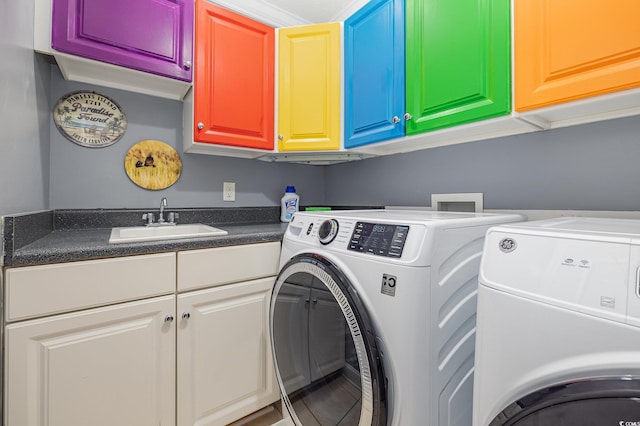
[329,0,370,21]
[207,0,310,27]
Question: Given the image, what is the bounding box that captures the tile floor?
[289,374,361,426]
[232,374,361,425]
[230,403,284,426]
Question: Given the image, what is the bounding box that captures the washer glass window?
[270,255,386,426]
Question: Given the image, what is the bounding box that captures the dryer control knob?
[318,219,339,245]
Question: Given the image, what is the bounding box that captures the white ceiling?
[262,0,369,23]
[211,0,371,27]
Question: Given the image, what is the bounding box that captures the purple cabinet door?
[52,0,193,81]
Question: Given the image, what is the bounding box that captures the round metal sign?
[124,140,182,190]
[53,90,127,148]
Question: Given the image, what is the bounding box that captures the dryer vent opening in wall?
[431,193,484,213]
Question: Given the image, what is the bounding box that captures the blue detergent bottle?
[280,186,300,222]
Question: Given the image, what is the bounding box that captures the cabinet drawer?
[177,242,281,291]
[5,253,176,322]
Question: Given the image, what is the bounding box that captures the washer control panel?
[348,222,409,258]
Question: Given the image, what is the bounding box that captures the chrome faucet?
[158,197,168,223]
[142,197,178,226]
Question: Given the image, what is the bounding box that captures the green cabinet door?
[405,0,511,135]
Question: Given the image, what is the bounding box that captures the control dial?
[318,219,339,245]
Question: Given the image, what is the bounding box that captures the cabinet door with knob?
[405,0,511,134]
[177,278,279,426]
[344,0,406,148]
[5,295,176,426]
[51,0,193,82]
[277,23,341,152]
[191,1,275,150]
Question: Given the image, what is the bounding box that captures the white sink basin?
[109,224,228,244]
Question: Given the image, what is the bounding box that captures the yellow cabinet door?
[278,23,341,151]
[515,0,640,111]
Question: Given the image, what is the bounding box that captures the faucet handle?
[168,212,179,224]
[142,213,155,225]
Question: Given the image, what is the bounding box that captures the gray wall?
[0,0,51,218]
[49,68,325,210]
[325,115,640,211]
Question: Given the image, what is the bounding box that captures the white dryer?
[473,217,640,426]
[270,209,523,425]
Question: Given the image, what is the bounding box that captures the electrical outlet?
[223,182,235,202]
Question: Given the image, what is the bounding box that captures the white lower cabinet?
[3,242,281,426]
[5,295,176,426]
[177,277,279,426]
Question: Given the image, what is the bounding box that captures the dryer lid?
[481,226,632,324]
[487,216,640,243]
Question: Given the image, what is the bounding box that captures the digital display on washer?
[348,222,409,257]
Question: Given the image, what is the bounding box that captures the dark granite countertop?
[2,207,288,267]
[5,223,287,267]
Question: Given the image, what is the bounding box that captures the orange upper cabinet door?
[194,1,274,150]
[515,0,640,111]
[278,23,341,152]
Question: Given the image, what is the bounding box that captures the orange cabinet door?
[515,0,640,112]
[278,23,341,152]
[194,2,274,149]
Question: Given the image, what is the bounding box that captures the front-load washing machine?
[473,217,640,426]
[270,209,523,425]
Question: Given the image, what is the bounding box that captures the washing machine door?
[270,253,387,426]
[490,378,640,426]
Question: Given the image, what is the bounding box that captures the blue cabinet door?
[344,0,405,148]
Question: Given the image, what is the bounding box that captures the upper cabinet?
[514,0,640,130]
[35,0,640,159]
[277,23,341,152]
[405,0,511,134]
[35,0,193,100]
[345,0,530,154]
[52,0,193,81]
[184,1,275,156]
[344,0,405,149]
[515,0,640,112]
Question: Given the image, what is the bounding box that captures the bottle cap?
[285,186,296,193]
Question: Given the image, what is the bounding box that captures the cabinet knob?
[164,315,174,323]
[403,113,412,121]
[182,312,191,320]
[197,122,205,130]
[392,116,401,124]
[278,134,284,140]
[184,60,192,70]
